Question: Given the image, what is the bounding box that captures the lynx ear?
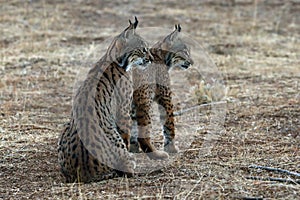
[152,24,182,50]
[123,16,138,38]
[169,24,181,41]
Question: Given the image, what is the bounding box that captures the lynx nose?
[182,60,193,69]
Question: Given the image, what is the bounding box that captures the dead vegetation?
[0,0,299,199]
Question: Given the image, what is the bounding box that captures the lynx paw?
[164,142,179,153]
[147,150,169,160]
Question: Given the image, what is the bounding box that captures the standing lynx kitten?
[131,25,193,159]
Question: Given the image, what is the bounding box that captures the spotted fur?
[130,25,193,159]
[58,17,150,183]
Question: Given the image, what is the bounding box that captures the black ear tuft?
[174,24,181,32]
[175,24,182,32]
[177,24,181,32]
[133,16,138,29]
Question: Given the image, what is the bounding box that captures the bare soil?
[0,0,299,199]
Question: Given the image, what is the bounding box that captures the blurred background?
[0,0,299,199]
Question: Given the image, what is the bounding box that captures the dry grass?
[0,0,299,199]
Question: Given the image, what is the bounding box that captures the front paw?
[164,142,179,153]
[147,150,169,160]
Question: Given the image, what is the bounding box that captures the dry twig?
[246,176,300,184]
[174,101,226,116]
[249,165,300,178]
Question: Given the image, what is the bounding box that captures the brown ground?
[0,0,299,199]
